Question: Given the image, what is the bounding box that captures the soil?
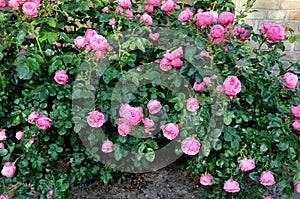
[70,156,300,199]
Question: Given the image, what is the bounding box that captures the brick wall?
[234,0,300,63]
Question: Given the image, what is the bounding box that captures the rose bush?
[0,0,300,198]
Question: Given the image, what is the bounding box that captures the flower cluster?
[74,29,112,59]
[0,0,40,17]
[156,47,184,71]
[28,111,51,130]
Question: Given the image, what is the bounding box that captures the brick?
[284,41,292,51]
[251,0,279,9]
[267,10,287,20]
[244,10,265,20]
[295,43,300,51]
[280,52,300,62]
[288,11,300,20]
[281,1,300,10]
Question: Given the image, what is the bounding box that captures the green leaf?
[144,148,155,162]
[224,111,234,125]
[16,63,33,79]
[0,149,8,156]
[136,38,145,52]
[47,18,56,28]
[47,32,58,44]
[145,139,159,150]
[17,30,26,46]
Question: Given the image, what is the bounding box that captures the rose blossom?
[223,179,240,192]
[36,115,51,130]
[1,162,16,178]
[239,159,255,171]
[161,0,174,13]
[195,11,214,28]
[200,174,213,186]
[126,10,133,19]
[117,0,131,9]
[0,0,7,9]
[115,7,123,14]
[186,98,199,112]
[54,41,61,48]
[149,33,159,41]
[0,129,7,141]
[140,13,153,26]
[118,122,131,136]
[282,72,298,89]
[87,111,105,128]
[101,140,113,153]
[171,58,183,67]
[0,143,4,149]
[84,29,97,43]
[264,196,272,199]
[28,111,39,124]
[161,123,179,140]
[123,106,143,125]
[193,82,205,92]
[119,104,131,117]
[22,2,38,17]
[294,181,300,193]
[260,170,276,186]
[54,70,69,85]
[203,77,211,85]
[15,131,24,140]
[74,36,87,48]
[218,12,234,25]
[181,137,200,155]
[102,6,110,13]
[178,7,193,22]
[8,0,19,10]
[46,190,53,198]
[262,22,286,42]
[208,25,225,44]
[147,100,162,114]
[0,195,10,199]
[29,136,39,145]
[223,76,241,98]
[159,58,172,71]
[145,5,154,13]
[143,118,154,129]
[216,85,224,92]
[89,34,109,51]
[292,120,300,130]
[109,18,116,25]
[291,105,300,118]
[94,50,105,59]
[148,0,160,7]
[232,26,250,41]
[200,51,210,58]
[163,46,183,60]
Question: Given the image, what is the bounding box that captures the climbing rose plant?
[0,0,300,198]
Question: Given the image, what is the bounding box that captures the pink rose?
[208,25,225,44]
[84,29,97,43]
[85,44,92,52]
[223,179,240,193]
[0,129,7,141]
[102,6,110,13]
[171,58,183,67]
[292,120,300,130]
[126,10,133,19]
[115,7,123,15]
[216,85,224,92]
[291,105,300,118]
[143,118,154,129]
[260,170,276,186]
[262,23,286,42]
[181,137,200,155]
[0,0,7,9]
[223,76,241,98]
[94,50,105,59]
[163,46,183,60]
[74,36,87,48]
[161,0,174,13]
[29,136,39,145]
[140,13,153,26]
[295,181,300,193]
[8,0,19,10]
[1,162,16,178]
[28,111,39,124]
[145,5,154,13]
[101,140,113,153]
[159,58,172,71]
[195,12,214,28]
[0,195,9,199]
[118,122,131,136]
[87,111,106,128]
[149,33,159,41]
[22,2,38,17]
[161,123,179,140]
[283,72,298,89]
[264,196,272,199]
[124,106,143,125]
[109,18,116,25]
[54,70,68,85]
[186,98,199,112]
[36,115,51,130]
[147,100,162,114]
[89,34,109,51]
[148,0,160,7]
[54,42,61,48]
[0,143,4,149]
[193,82,205,92]
[200,174,213,186]
[119,104,131,117]
[46,190,53,198]
[232,26,250,41]
[117,0,131,9]
[200,51,210,58]
[203,77,211,85]
[178,7,193,22]
[218,12,234,25]
[15,131,24,140]
[239,159,255,171]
